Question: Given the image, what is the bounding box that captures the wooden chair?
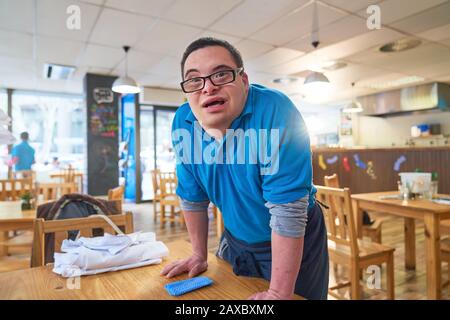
[31,212,133,267]
[0,178,33,201]
[324,174,390,243]
[35,182,78,201]
[159,172,184,226]
[51,166,83,193]
[108,186,124,201]
[10,170,36,184]
[151,169,162,222]
[439,220,450,290]
[316,185,395,299]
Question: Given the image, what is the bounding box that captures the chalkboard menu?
[84,73,119,195]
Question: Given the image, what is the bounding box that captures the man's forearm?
[270,231,304,298]
[183,210,209,260]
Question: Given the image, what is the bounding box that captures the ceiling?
[1,0,450,109]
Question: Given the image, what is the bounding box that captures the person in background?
[11,132,35,171]
[51,157,60,170]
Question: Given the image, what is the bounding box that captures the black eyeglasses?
[180,67,244,93]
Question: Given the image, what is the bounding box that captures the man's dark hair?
[181,37,244,79]
[20,132,29,141]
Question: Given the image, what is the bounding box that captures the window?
[0,90,7,114]
[0,90,8,177]
[11,91,85,172]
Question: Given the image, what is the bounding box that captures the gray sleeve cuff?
[265,195,309,238]
[179,198,210,212]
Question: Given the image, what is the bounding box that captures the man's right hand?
[160,254,208,278]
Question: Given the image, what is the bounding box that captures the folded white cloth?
[53,232,169,278]
[61,232,156,255]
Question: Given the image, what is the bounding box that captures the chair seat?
[160,195,179,204]
[328,239,395,262]
[363,216,391,231]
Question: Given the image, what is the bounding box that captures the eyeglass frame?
[180,67,244,93]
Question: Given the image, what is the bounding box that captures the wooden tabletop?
[351,191,450,215]
[0,239,299,300]
[0,201,36,232]
[49,172,83,177]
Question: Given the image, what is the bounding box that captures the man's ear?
[241,71,249,89]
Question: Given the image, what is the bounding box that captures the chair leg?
[448,262,450,292]
[350,262,361,300]
[153,200,157,222]
[386,253,395,299]
[160,204,166,226]
[180,210,185,226]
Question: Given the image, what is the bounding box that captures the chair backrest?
[10,170,36,183]
[324,173,340,188]
[31,212,134,267]
[108,186,124,201]
[0,178,34,201]
[315,185,359,256]
[151,169,161,195]
[53,166,82,192]
[36,182,78,201]
[159,172,177,196]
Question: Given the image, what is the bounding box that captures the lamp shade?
[112,76,141,94]
[303,72,332,98]
[304,71,329,85]
[342,101,363,113]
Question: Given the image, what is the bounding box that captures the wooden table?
[0,201,35,256]
[0,239,301,300]
[352,191,450,299]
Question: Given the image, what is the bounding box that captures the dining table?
[351,191,450,299]
[0,239,303,300]
[0,201,35,256]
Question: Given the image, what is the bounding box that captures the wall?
[140,87,185,106]
[355,111,450,147]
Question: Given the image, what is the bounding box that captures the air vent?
[273,76,298,84]
[43,63,76,80]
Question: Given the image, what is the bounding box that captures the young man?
[11,131,35,171]
[161,38,329,300]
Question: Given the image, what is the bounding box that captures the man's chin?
[200,114,227,127]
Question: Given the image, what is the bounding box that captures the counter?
[312,146,450,194]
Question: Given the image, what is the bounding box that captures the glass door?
[139,106,155,201]
[139,106,176,201]
[155,109,176,172]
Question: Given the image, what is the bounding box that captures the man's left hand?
[248,289,292,300]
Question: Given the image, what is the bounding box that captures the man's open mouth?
[203,99,226,108]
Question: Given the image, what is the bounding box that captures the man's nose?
[202,77,218,94]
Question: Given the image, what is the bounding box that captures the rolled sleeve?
[265,195,309,238]
[179,198,210,212]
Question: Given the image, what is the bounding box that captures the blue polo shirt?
[172,84,316,244]
[11,141,35,171]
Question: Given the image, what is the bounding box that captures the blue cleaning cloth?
[165,276,213,296]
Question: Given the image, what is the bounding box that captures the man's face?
[182,46,249,131]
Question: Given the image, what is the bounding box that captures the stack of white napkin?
[53,232,169,277]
